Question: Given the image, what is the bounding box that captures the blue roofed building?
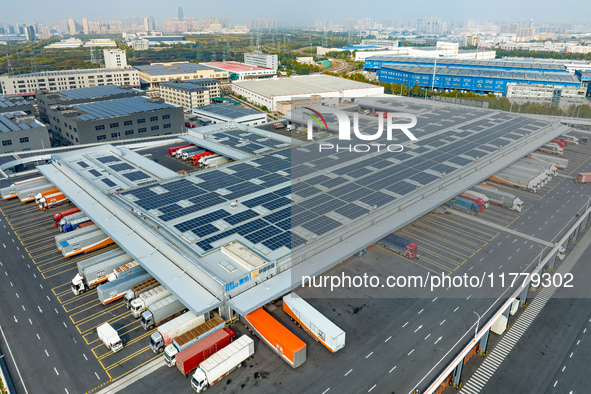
[45,96,184,146]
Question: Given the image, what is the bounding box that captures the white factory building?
[231,75,384,111]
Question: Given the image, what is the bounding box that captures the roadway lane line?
[54,367,59,376]
[366,352,373,359]
[434,337,442,344]
[402,322,409,328]
[36,334,40,340]
[414,325,422,333]
[440,319,446,325]
[385,336,391,342]
[322,389,330,394]
[29,319,32,325]
[425,334,431,340]
[454,307,459,312]
[368,384,376,392]
[345,369,353,376]
[408,349,414,356]
[95,372,100,380]
[83,353,88,361]
[418,309,424,314]
[15,293,19,298]
[389,366,397,373]
[45,349,49,357]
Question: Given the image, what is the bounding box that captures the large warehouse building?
[135,62,230,89]
[231,75,384,111]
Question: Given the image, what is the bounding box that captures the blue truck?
[376,234,419,260]
[446,197,480,215]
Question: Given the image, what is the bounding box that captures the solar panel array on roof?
[72,96,175,122]
[101,178,117,188]
[122,171,151,182]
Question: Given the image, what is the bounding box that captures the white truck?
[150,312,204,354]
[131,285,172,318]
[181,148,205,161]
[197,153,221,167]
[123,278,160,308]
[107,260,139,282]
[202,156,229,168]
[562,134,579,145]
[286,124,296,131]
[71,251,132,295]
[191,335,254,393]
[174,145,195,159]
[58,211,88,232]
[97,323,124,353]
[140,295,187,330]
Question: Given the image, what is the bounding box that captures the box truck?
[97,323,124,353]
[150,312,205,354]
[164,314,224,367]
[123,278,160,308]
[1,177,48,200]
[71,249,130,295]
[177,328,236,377]
[97,270,151,304]
[54,207,81,227]
[141,295,188,330]
[130,285,172,318]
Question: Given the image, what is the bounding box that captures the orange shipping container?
[244,308,306,368]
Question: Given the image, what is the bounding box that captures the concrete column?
[519,285,528,306]
[503,305,511,318]
[547,250,557,271]
[452,360,463,388]
[572,226,580,244]
[561,238,568,253]
[478,329,490,355]
[583,213,590,230]
[218,305,234,321]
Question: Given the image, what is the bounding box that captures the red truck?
[459,193,486,211]
[191,151,215,166]
[176,328,236,377]
[185,122,196,129]
[551,139,567,148]
[168,144,193,156]
[576,172,591,184]
[54,207,81,227]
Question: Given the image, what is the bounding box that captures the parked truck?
[530,153,569,170]
[169,144,193,156]
[274,123,285,129]
[107,260,144,282]
[457,193,485,211]
[376,234,419,259]
[242,308,306,368]
[34,187,59,204]
[123,278,160,308]
[500,167,546,188]
[191,151,215,166]
[17,183,57,203]
[97,323,124,353]
[131,285,172,318]
[61,229,114,258]
[537,143,563,156]
[283,292,345,353]
[202,156,229,168]
[576,172,591,184]
[58,211,88,232]
[55,224,100,251]
[471,185,523,212]
[71,250,131,295]
[446,196,480,215]
[460,190,490,208]
[141,295,188,330]
[54,207,81,227]
[62,217,93,232]
[164,314,225,367]
[1,177,48,200]
[196,153,221,167]
[177,328,236,377]
[97,270,150,305]
[191,335,255,393]
[286,124,296,131]
[515,158,557,177]
[150,312,204,354]
[562,135,580,145]
[181,148,205,161]
[488,171,539,193]
[38,191,69,210]
[174,145,196,159]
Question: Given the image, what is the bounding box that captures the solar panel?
[88,169,101,177]
[224,210,259,225]
[301,216,341,235]
[96,155,119,164]
[101,178,117,187]
[122,171,151,182]
[77,161,89,168]
[110,163,134,172]
[335,204,368,219]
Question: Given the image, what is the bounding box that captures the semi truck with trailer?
[58,211,88,231]
[537,143,563,156]
[62,217,93,232]
[181,148,205,161]
[576,172,591,184]
[169,144,193,156]
[489,170,539,193]
[55,224,100,251]
[562,135,579,145]
[97,323,124,353]
[141,295,188,330]
[97,270,151,305]
[202,156,229,169]
[131,285,172,318]
[38,191,69,210]
[54,207,81,227]
[107,261,143,282]
[177,328,236,377]
[17,183,57,203]
[283,292,345,353]
[190,335,255,393]
[499,167,546,188]
[457,193,485,211]
[529,153,569,170]
[471,185,523,212]
[446,196,480,215]
[174,145,196,159]
[123,278,160,308]
[71,250,131,295]
[196,153,221,167]
[514,158,557,177]
[191,151,215,166]
[376,234,419,259]
[34,187,59,204]
[61,229,114,258]
[1,177,48,200]
[164,314,225,367]
[242,308,306,368]
[460,190,490,208]
[150,312,204,354]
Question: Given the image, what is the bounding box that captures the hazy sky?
[1,0,589,26]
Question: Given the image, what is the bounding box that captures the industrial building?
[44,96,184,146]
[37,85,145,123]
[205,62,276,81]
[134,62,230,89]
[159,82,211,111]
[231,75,384,111]
[192,104,268,126]
[0,67,140,96]
[505,83,587,107]
[275,95,323,116]
[103,48,127,69]
[0,95,33,114]
[244,52,278,71]
[0,111,50,153]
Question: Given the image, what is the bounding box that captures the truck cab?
[71,274,88,295]
[123,290,134,308]
[191,369,208,392]
[150,332,165,354]
[405,243,418,259]
[164,343,179,367]
[141,310,154,330]
[132,298,147,318]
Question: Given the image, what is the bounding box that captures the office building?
[103,49,128,69]
[0,111,50,153]
[246,18,276,30]
[244,53,278,71]
[0,68,140,96]
[159,82,211,111]
[192,104,267,126]
[135,62,229,89]
[506,83,587,107]
[275,95,323,116]
[45,96,184,145]
[24,25,35,41]
[178,7,184,20]
[206,62,276,81]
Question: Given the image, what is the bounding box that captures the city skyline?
[1,0,589,27]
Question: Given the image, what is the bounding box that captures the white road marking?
[83,353,88,361]
[408,349,415,356]
[368,384,376,392]
[508,256,512,260]
[95,372,100,380]
[454,307,459,312]
[46,296,50,301]
[36,334,40,340]
[418,309,424,314]
[33,274,36,278]
[530,245,533,249]
[389,366,397,373]
[0,326,29,394]
[440,319,446,325]
[45,349,49,357]
[467,295,472,300]
[577,340,580,345]
[13,315,17,323]
[16,247,19,251]
[27,264,30,268]
[29,319,32,325]
[425,334,431,340]
[385,336,391,343]
[562,366,566,372]
[499,265,503,269]
[65,389,69,394]
[322,389,330,394]
[513,239,517,243]
[554,381,557,387]
[516,248,520,252]
[21,305,25,311]
[345,369,353,376]
[469,266,474,271]
[54,308,59,314]
[402,322,409,328]
[366,352,373,358]
[53,367,60,376]
[15,293,19,298]
[38,306,42,313]
[432,297,438,302]
[63,322,67,328]
[10,282,13,287]
[415,325,423,333]
[570,352,573,358]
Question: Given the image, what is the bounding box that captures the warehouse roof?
[135,63,218,75]
[206,62,272,73]
[68,96,177,122]
[232,75,383,98]
[0,95,30,110]
[0,67,136,78]
[366,57,568,72]
[381,65,581,84]
[194,104,262,119]
[44,85,143,102]
[0,111,44,133]
[160,82,208,92]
